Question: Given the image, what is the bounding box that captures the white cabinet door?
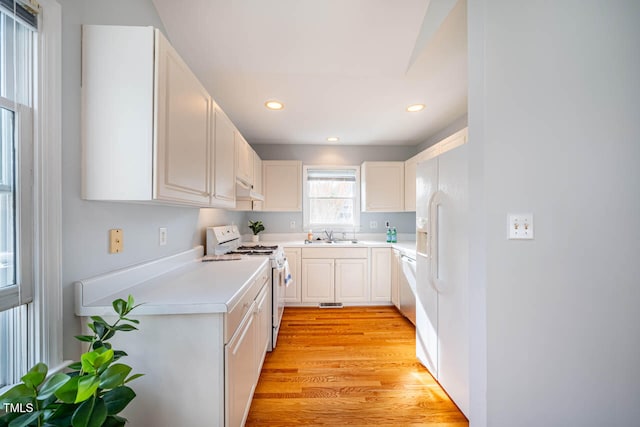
[253,151,263,195]
[404,157,417,212]
[212,109,236,208]
[225,302,257,427]
[284,248,301,303]
[255,283,271,372]
[361,162,404,212]
[262,161,302,211]
[391,249,401,308]
[335,258,369,303]
[370,248,391,302]
[301,258,334,302]
[235,132,253,186]
[154,31,211,205]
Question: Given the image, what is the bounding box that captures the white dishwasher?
[399,253,417,325]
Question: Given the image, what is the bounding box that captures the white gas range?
[206,225,288,350]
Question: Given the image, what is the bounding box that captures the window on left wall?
[0,1,37,388]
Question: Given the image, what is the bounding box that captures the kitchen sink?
[304,239,359,245]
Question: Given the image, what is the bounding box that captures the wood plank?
[246,306,468,426]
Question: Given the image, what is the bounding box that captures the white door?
[154,31,211,205]
[434,144,469,417]
[301,258,334,302]
[415,156,439,377]
[335,258,369,303]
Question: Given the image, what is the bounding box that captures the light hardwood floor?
[246,306,468,426]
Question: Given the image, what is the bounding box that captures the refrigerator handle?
[429,190,445,293]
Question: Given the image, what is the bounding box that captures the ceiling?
[150,0,467,146]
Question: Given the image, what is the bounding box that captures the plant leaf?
[81,349,114,374]
[54,376,79,403]
[123,373,143,384]
[111,300,126,316]
[99,364,131,390]
[6,409,41,427]
[38,374,70,400]
[0,384,35,404]
[21,363,48,389]
[126,295,134,312]
[74,335,95,343]
[120,317,139,324]
[113,324,137,332]
[102,387,135,415]
[75,376,100,404]
[101,415,127,427]
[70,397,93,427]
[67,362,82,371]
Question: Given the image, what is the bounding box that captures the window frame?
[302,164,361,231]
[0,0,63,390]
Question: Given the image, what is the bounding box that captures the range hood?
[236,179,264,201]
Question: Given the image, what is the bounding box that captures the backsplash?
[244,211,416,235]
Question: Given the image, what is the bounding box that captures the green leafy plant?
[248,220,265,235]
[0,295,143,427]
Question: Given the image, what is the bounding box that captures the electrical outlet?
[159,227,168,246]
[508,214,534,239]
[370,221,378,229]
[290,220,296,229]
[385,220,390,228]
[109,229,123,253]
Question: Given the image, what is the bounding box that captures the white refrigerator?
[415,142,469,417]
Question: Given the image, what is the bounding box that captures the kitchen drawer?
[302,247,368,259]
[225,265,270,342]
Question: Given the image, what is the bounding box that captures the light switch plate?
[508,214,534,239]
[159,227,167,246]
[109,229,123,253]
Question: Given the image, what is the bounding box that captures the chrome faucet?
[324,229,334,242]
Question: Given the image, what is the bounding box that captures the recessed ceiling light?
[406,104,425,112]
[265,100,284,110]
[327,137,339,142]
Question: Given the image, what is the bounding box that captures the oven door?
[271,259,287,350]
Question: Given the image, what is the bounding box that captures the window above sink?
[302,165,361,231]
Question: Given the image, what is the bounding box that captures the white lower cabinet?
[335,259,369,302]
[225,301,257,427]
[301,248,369,304]
[370,248,391,302]
[301,258,335,302]
[283,248,301,303]
[391,249,401,308]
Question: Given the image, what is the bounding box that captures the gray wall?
[59,0,244,359]
[468,1,640,426]
[251,144,416,233]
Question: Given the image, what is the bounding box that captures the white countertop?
[75,247,270,317]
[280,239,416,257]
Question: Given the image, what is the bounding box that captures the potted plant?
[248,220,265,243]
[0,295,142,427]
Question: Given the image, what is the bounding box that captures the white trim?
[30,0,62,369]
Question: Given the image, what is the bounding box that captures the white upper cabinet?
[82,25,238,208]
[262,160,302,211]
[404,157,417,212]
[361,161,405,212]
[235,132,253,187]
[154,31,211,205]
[212,109,236,207]
[253,151,263,195]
